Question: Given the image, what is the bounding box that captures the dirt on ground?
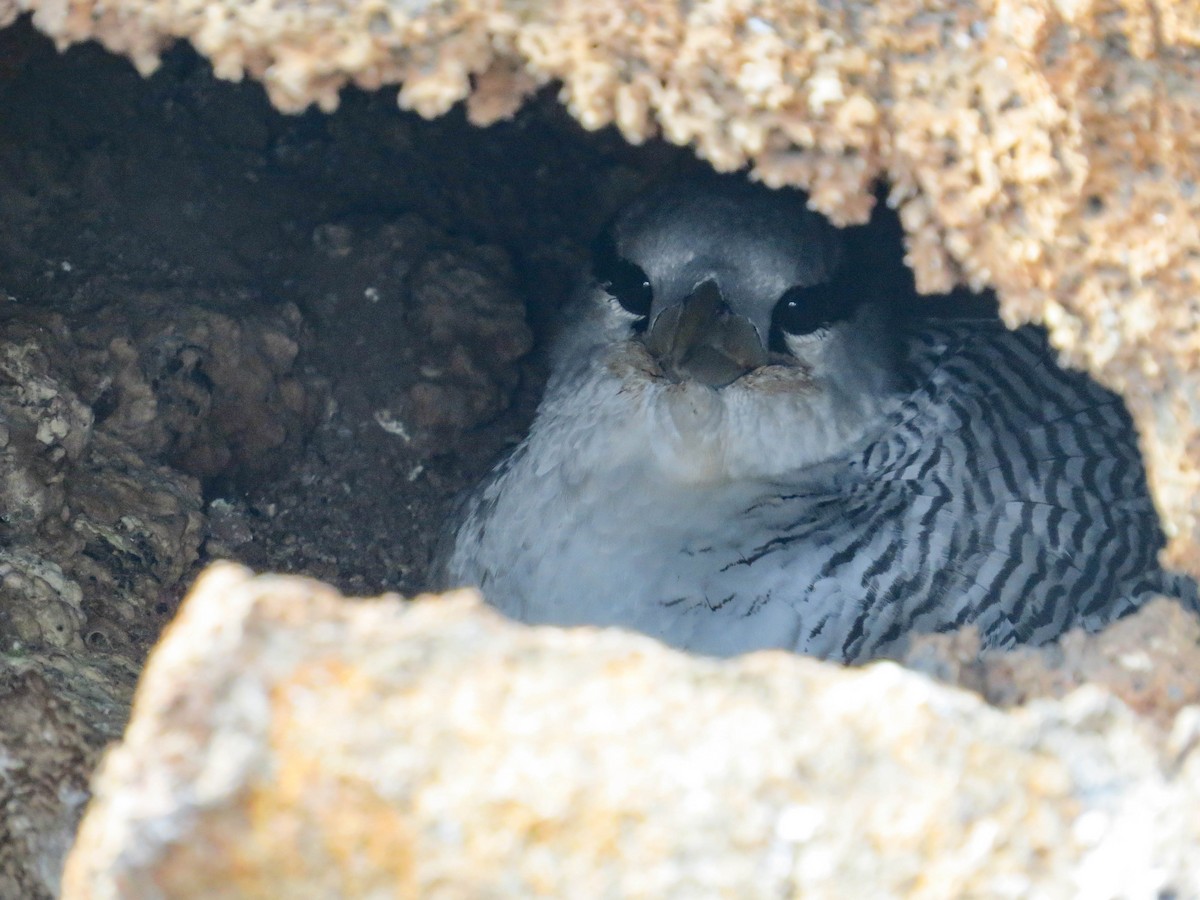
[0,18,694,662]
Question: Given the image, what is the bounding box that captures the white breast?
[443,348,884,654]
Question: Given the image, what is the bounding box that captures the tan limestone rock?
[62,565,1200,897]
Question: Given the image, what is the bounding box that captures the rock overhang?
[3,0,1196,572]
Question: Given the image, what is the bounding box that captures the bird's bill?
[643,280,768,388]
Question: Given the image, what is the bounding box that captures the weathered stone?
[0,316,204,661]
[0,298,317,896]
[0,650,136,899]
[62,565,1200,897]
[905,598,1200,730]
[0,5,1196,895]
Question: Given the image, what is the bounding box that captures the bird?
[435,173,1182,663]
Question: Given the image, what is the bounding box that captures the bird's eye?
[592,232,653,319]
[770,282,840,352]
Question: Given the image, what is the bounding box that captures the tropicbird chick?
[438,175,1176,662]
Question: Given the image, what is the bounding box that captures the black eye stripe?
[769,282,844,353]
[592,232,653,319]
[775,285,835,334]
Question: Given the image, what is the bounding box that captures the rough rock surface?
[0,290,331,663]
[0,24,678,598]
[0,651,134,899]
[0,11,1197,898]
[0,311,206,658]
[904,598,1200,730]
[0,33,676,896]
[2,0,1197,573]
[62,565,1200,898]
[0,296,317,897]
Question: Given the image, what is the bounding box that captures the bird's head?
[547,175,903,483]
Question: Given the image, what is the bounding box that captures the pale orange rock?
[61,564,1200,897]
[905,598,1200,728]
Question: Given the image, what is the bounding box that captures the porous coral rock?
[0,5,1197,894]
[0,295,320,897]
[61,565,1200,898]
[67,295,320,479]
[0,657,133,900]
[3,0,1195,572]
[905,598,1200,729]
[0,294,325,657]
[0,313,201,660]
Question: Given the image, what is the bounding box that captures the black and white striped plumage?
[439,176,1176,662]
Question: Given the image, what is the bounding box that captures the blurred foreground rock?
[63,564,1200,898]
